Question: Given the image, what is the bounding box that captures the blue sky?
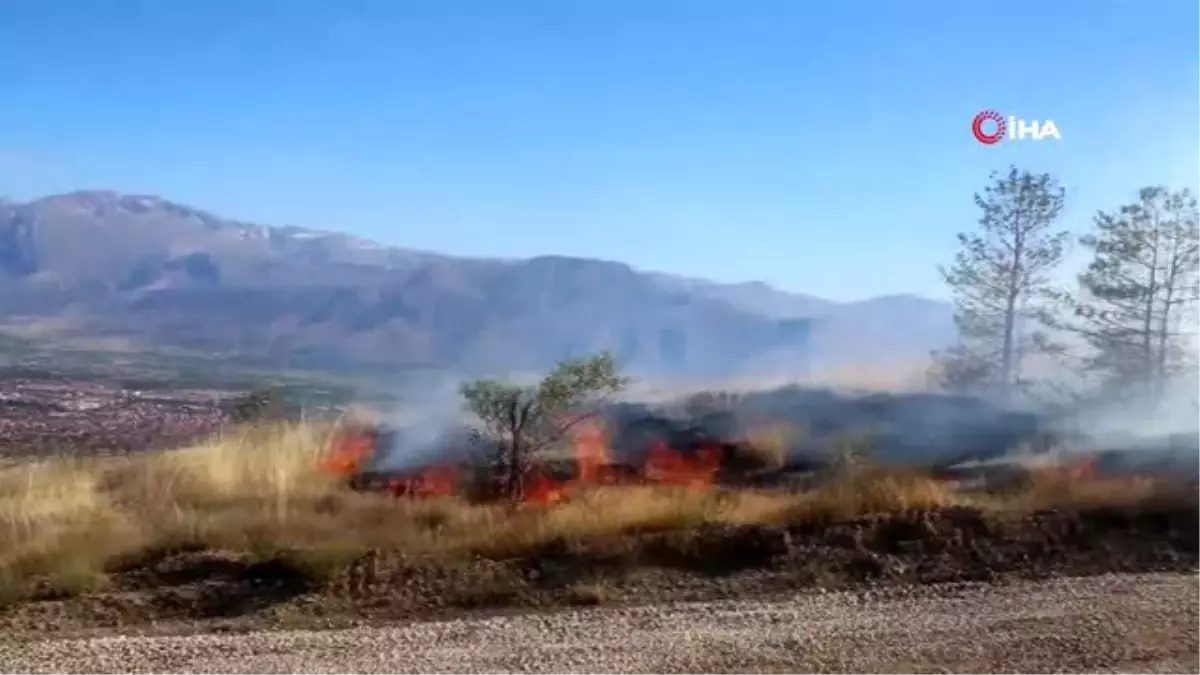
[1,1,1196,301]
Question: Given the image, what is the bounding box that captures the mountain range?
[0,191,955,381]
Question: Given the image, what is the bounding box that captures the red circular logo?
[972,110,1006,145]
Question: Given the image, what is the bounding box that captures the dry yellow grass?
[0,420,1189,600]
[787,466,963,521]
[1007,470,1179,512]
[0,458,140,597]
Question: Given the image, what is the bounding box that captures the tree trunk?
[1142,230,1160,400]
[1000,236,1024,403]
[1000,292,1017,401]
[1154,237,1181,406]
[506,436,524,503]
[1153,308,1170,404]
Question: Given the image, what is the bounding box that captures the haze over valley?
[0,190,954,382]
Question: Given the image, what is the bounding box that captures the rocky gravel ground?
[2,573,1195,674]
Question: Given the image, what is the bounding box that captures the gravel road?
[2,573,1196,673]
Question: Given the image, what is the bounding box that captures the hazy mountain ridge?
[0,190,955,378]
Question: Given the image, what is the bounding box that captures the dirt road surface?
[2,573,1196,674]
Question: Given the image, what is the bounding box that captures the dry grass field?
[1,420,1192,610]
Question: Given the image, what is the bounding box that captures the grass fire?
[0,356,1194,622]
[322,419,735,506]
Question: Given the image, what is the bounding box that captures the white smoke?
[368,373,475,471]
[1066,373,1200,443]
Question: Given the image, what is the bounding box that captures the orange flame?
[1064,457,1096,482]
[523,470,569,505]
[329,419,734,505]
[413,464,460,498]
[321,431,375,476]
[644,438,722,489]
[574,421,611,483]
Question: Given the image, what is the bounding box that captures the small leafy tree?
[460,352,628,501]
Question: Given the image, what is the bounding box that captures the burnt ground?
[2,503,1194,637]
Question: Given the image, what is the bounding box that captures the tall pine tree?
[1065,186,1199,404]
[931,167,1068,402]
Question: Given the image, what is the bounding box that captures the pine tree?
[1066,186,1199,403]
[931,167,1069,402]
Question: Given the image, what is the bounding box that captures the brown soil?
[2,503,1194,636]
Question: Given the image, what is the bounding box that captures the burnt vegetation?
[0,355,1196,632]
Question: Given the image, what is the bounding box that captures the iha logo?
[971,110,1061,145]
